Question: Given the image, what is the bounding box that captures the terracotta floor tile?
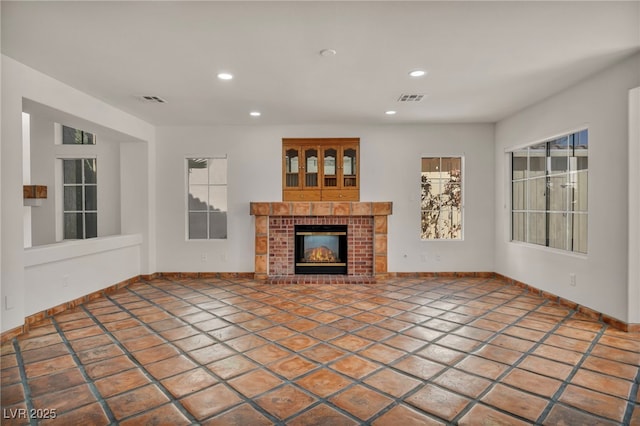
[20,343,69,364]
[296,368,352,397]
[107,384,171,420]
[119,403,191,426]
[257,325,297,341]
[159,325,200,341]
[146,355,197,380]
[279,334,319,351]
[384,335,427,352]
[288,403,359,426]
[301,343,346,363]
[63,326,105,341]
[489,334,536,352]
[358,343,406,364]
[393,355,445,380]
[330,385,393,421]
[1,367,22,387]
[354,326,394,341]
[77,344,125,364]
[458,403,531,426]
[245,343,291,364]
[376,318,412,332]
[194,317,231,332]
[558,384,627,422]
[286,318,321,332]
[132,344,180,364]
[458,355,509,380]
[201,403,273,426]
[68,335,113,352]
[403,326,445,342]
[228,368,283,397]
[121,334,165,352]
[18,334,63,352]
[180,383,243,421]
[207,354,258,379]
[473,343,523,365]
[32,383,97,414]
[173,334,217,352]
[501,368,562,398]
[0,382,24,407]
[503,325,547,342]
[208,325,248,341]
[433,368,492,398]
[599,335,640,352]
[24,354,77,379]
[38,402,109,426]
[407,383,471,421]
[331,334,373,351]
[111,326,151,342]
[161,368,218,398]
[94,368,151,398]
[189,343,236,365]
[267,355,318,379]
[591,344,640,365]
[254,384,316,421]
[364,368,422,397]
[570,369,633,399]
[372,404,446,426]
[417,344,466,365]
[542,404,619,426]
[331,318,367,332]
[330,355,380,379]
[481,383,548,422]
[437,334,482,352]
[226,334,268,352]
[518,355,574,380]
[582,355,638,380]
[84,355,137,379]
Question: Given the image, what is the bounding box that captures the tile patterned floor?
[1,276,639,425]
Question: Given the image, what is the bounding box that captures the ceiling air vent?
[397,94,424,102]
[138,95,167,104]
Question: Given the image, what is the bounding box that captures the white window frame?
[185,155,228,241]
[420,155,465,241]
[508,128,588,254]
[56,156,98,240]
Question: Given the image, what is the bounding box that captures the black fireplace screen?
[295,225,347,274]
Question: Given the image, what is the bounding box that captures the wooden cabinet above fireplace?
[283,138,359,201]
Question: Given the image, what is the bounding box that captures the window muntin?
[421,156,463,240]
[62,159,97,239]
[187,157,227,239]
[62,125,96,145]
[511,129,588,253]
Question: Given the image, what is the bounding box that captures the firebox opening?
[295,225,347,274]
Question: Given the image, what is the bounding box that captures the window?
[62,159,97,239]
[62,125,95,145]
[187,157,227,239]
[421,157,463,240]
[511,129,588,253]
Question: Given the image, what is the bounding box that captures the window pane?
[85,186,97,211]
[573,171,588,212]
[189,212,208,239]
[188,159,208,184]
[437,208,461,239]
[62,126,82,145]
[208,158,227,185]
[549,175,568,211]
[84,159,97,184]
[549,137,570,173]
[548,213,568,250]
[441,157,461,174]
[285,149,299,173]
[64,186,83,211]
[421,157,439,173]
[324,149,337,175]
[64,213,83,239]
[343,148,356,176]
[529,144,546,178]
[85,213,97,238]
[305,149,318,173]
[512,181,525,210]
[527,212,546,246]
[209,211,228,239]
[512,150,527,180]
[189,185,208,210]
[512,212,525,242]
[572,213,588,253]
[63,160,82,184]
[528,178,546,211]
[209,186,227,212]
[421,211,438,239]
[83,132,95,145]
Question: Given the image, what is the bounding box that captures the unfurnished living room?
[1,1,639,425]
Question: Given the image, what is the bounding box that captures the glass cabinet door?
[343,147,357,187]
[323,148,338,188]
[304,148,319,188]
[284,148,300,188]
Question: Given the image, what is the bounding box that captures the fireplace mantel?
[250,201,392,281]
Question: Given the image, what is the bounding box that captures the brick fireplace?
[249,202,392,282]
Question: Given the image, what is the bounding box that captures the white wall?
[28,110,122,246]
[1,56,156,333]
[155,124,495,273]
[494,53,640,322]
[629,87,640,324]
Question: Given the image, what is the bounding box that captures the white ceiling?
[2,1,639,126]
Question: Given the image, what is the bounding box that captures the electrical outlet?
[569,273,576,287]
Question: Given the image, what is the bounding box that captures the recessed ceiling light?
[217,73,233,80]
[385,110,397,115]
[250,111,261,117]
[409,70,427,77]
[319,48,337,57]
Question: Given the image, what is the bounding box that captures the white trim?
[504,125,589,153]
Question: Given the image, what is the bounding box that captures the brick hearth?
[250,202,392,281]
